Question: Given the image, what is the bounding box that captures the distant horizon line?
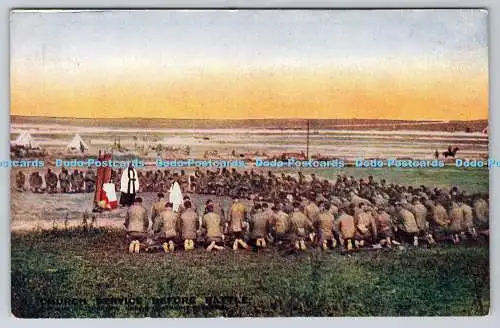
[9,115,488,122]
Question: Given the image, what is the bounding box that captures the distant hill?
[10,115,488,132]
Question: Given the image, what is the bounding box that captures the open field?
[11,227,489,318]
[10,117,488,161]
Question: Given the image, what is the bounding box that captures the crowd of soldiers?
[15,169,96,193]
[123,169,490,253]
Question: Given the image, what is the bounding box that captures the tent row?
[11,131,89,152]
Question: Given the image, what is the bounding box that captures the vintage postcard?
[10,9,489,317]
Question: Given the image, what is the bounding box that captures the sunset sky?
[10,9,488,120]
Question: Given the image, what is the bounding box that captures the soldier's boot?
[413,236,419,247]
[189,240,195,250]
[300,239,306,250]
[391,239,401,246]
[322,240,328,250]
[347,239,353,251]
[128,240,135,254]
[470,228,478,239]
[309,233,315,242]
[238,239,248,249]
[261,238,267,248]
[214,244,225,251]
[163,243,170,253]
[207,241,216,251]
[294,240,301,250]
[359,240,365,247]
[332,239,337,248]
[184,239,190,250]
[233,240,239,251]
[354,240,360,248]
[385,237,392,248]
[168,240,175,252]
[133,240,140,253]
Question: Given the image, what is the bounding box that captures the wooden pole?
[306,119,310,160]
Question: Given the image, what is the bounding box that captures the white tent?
[67,134,89,152]
[12,131,40,149]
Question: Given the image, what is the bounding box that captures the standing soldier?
[227,196,249,251]
[202,204,225,252]
[15,171,26,192]
[44,169,58,194]
[70,169,79,193]
[316,202,336,250]
[290,203,313,250]
[153,202,180,253]
[77,171,85,193]
[84,169,96,193]
[180,201,198,250]
[59,168,70,193]
[124,197,149,253]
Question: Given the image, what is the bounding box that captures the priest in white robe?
[169,180,183,212]
[119,164,139,207]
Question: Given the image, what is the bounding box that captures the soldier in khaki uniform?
[58,168,70,193]
[249,204,271,249]
[410,197,434,245]
[202,204,225,251]
[29,171,43,193]
[153,202,180,253]
[448,201,465,244]
[150,192,167,228]
[472,196,489,230]
[336,207,356,251]
[316,203,336,250]
[124,197,149,253]
[272,204,290,247]
[304,196,320,243]
[460,197,477,238]
[395,203,420,246]
[180,201,199,250]
[426,200,451,241]
[290,203,313,250]
[227,197,249,250]
[374,207,395,248]
[44,169,58,194]
[15,171,26,192]
[355,205,377,247]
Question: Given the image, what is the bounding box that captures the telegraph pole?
[306,119,310,160]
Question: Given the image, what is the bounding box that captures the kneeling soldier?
[202,204,225,251]
[153,202,180,253]
[180,200,198,250]
[317,202,336,250]
[250,203,271,249]
[124,197,149,253]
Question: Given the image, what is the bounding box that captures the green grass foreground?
[11,227,489,318]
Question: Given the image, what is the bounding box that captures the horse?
[443,147,460,159]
